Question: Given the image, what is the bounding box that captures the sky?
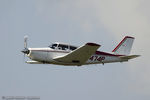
[0,0,150,100]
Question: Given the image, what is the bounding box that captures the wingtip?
[86,43,101,47]
[136,55,141,57]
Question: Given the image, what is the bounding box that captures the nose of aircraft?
[21,48,30,54]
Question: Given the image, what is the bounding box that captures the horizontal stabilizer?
[120,55,140,60]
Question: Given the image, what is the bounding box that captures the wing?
[54,43,101,65]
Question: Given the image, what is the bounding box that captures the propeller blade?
[24,35,28,48]
[23,54,25,62]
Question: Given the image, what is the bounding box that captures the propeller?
[21,35,30,61]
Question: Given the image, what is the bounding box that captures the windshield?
[49,44,57,49]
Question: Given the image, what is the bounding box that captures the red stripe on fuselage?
[95,51,124,57]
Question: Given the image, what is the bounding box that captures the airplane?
[21,36,140,66]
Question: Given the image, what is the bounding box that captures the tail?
[112,36,135,55]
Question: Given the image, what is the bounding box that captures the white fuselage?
[27,48,125,66]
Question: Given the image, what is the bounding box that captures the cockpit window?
[58,44,68,50]
[49,44,57,49]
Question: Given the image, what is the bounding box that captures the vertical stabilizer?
[112,36,135,55]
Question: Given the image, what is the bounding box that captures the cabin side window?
[70,46,77,51]
[58,44,68,50]
[49,43,77,51]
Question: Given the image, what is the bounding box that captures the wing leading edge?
[54,43,101,65]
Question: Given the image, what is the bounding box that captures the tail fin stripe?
[112,37,126,52]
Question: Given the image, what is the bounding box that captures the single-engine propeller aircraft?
[21,36,140,66]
